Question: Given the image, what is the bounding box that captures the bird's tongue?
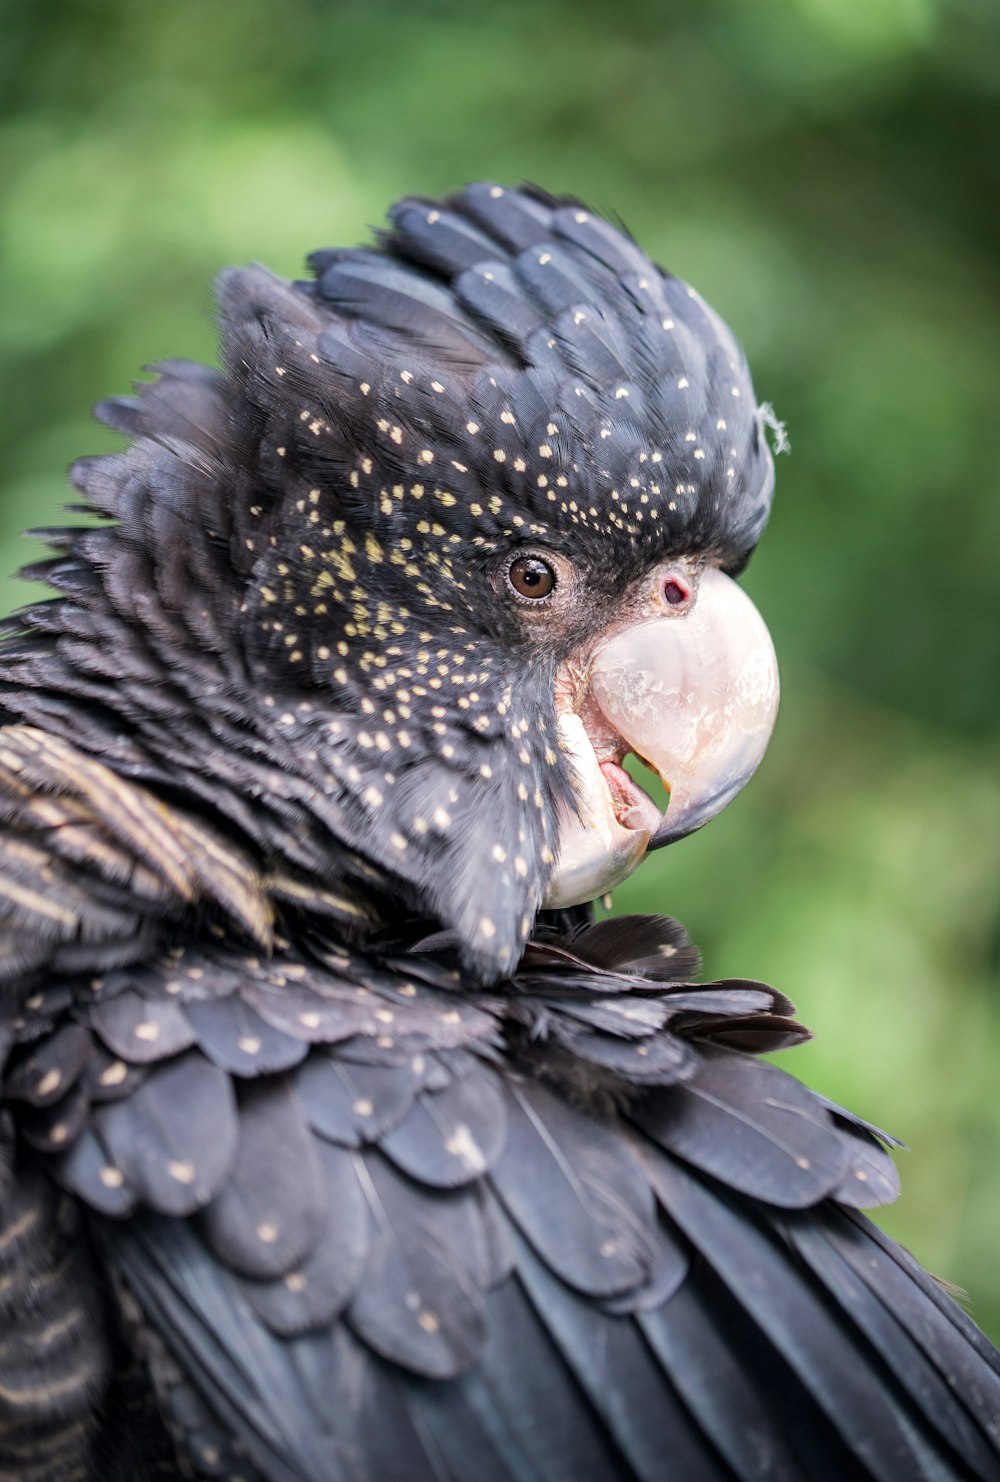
[598,759,663,836]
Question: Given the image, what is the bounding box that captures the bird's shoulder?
[0,722,277,984]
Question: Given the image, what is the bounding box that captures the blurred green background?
[1,0,998,1334]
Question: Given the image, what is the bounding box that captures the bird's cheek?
[544,568,779,908]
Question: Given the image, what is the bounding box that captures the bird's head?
[13,184,780,983]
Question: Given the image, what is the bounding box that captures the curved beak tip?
[648,773,759,849]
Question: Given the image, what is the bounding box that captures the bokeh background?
[1,0,999,1333]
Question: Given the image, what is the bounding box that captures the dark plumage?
[0,183,997,1482]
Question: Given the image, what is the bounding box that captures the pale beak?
[545,567,779,907]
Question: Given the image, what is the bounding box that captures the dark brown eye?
[508,555,556,600]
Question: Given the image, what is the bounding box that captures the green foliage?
[1,0,998,1334]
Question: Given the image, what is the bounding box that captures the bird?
[0,180,998,1482]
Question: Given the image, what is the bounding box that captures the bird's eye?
[508,555,556,601]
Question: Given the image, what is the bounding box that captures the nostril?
[663,577,690,607]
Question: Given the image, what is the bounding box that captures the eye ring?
[507,554,557,602]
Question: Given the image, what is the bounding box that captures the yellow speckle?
[256,1222,279,1244]
[168,1160,196,1184]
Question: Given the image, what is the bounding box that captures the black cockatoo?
[0,183,998,1482]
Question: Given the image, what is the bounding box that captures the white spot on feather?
[445,1124,487,1173]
